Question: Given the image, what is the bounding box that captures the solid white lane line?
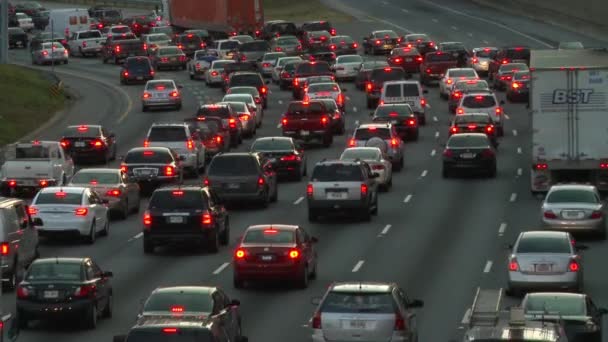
[512,129,518,136]
[401,8,409,13]
[435,131,440,138]
[346,96,351,101]
[352,260,365,272]
[432,18,439,23]
[133,232,143,239]
[430,149,436,156]
[277,123,282,128]
[433,116,438,122]
[353,106,358,113]
[451,26,458,30]
[404,194,412,203]
[510,193,517,202]
[483,260,493,273]
[212,262,230,275]
[420,170,428,177]
[278,100,283,104]
[498,223,507,236]
[355,120,360,126]
[517,168,522,176]
[293,196,304,205]
[504,114,511,120]
[517,147,522,154]
[380,224,392,235]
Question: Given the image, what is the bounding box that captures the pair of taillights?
[442,149,494,158]
[306,184,368,197]
[508,258,580,272]
[60,139,105,148]
[544,211,602,219]
[7,179,53,188]
[142,91,179,99]
[143,211,213,227]
[348,138,398,148]
[203,177,265,187]
[120,164,175,176]
[450,125,494,134]
[456,107,502,115]
[28,206,89,216]
[123,70,154,77]
[18,284,97,299]
[234,248,300,259]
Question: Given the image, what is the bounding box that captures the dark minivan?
[120,56,155,84]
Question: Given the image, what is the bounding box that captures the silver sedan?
[141,79,182,111]
[541,184,606,239]
[507,230,585,295]
[340,147,392,191]
[32,42,68,65]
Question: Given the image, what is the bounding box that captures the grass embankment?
[0,65,66,146]
[264,0,353,22]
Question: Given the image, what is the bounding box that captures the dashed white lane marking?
[276,123,282,128]
[301,324,309,328]
[346,96,351,101]
[355,120,360,126]
[379,224,392,236]
[504,114,511,120]
[420,170,428,177]
[512,129,518,136]
[278,100,283,104]
[432,18,439,23]
[353,106,358,113]
[435,131,440,138]
[498,222,507,236]
[352,260,365,272]
[134,232,143,239]
[510,193,517,202]
[467,32,473,37]
[196,95,203,100]
[451,26,459,31]
[483,260,493,273]
[483,40,490,44]
[517,168,522,176]
[433,116,438,122]
[517,147,522,154]
[404,194,412,203]
[461,308,471,325]
[212,262,230,275]
[293,196,304,205]
[401,8,409,13]
[430,149,436,156]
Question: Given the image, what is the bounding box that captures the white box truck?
[47,8,90,39]
[530,49,608,194]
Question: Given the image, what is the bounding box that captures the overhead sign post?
[0,0,9,64]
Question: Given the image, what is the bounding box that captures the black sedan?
[448,113,497,147]
[250,137,306,181]
[442,133,496,178]
[120,56,155,85]
[59,124,117,164]
[8,27,28,49]
[16,257,113,329]
[371,103,419,141]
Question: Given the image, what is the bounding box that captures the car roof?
[66,124,102,129]
[472,47,498,51]
[246,224,299,232]
[316,159,363,166]
[343,147,382,153]
[525,292,586,301]
[152,286,215,295]
[150,122,188,127]
[330,282,394,293]
[214,152,256,158]
[33,257,87,265]
[358,123,391,129]
[548,184,597,192]
[147,79,175,84]
[128,146,172,153]
[463,92,495,97]
[447,68,476,72]
[519,230,570,239]
[383,80,420,86]
[75,168,121,174]
[39,186,86,194]
[254,136,292,143]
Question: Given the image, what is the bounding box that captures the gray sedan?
[507,231,585,296]
[541,184,606,239]
[32,42,68,65]
[141,79,182,111]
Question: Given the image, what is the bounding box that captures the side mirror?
[311,297,322,305]
[599,308,608,315]
[102,271,113,277]
[423,89,428,94]
[311,236,319,243]
[102,199,110,204]
[32,218,43,226]
[113,335,127,342]
[177,84,184,89]
[575,244,589,251]
[500,100,505,105]
[230,299,241,306]
[408,299,424,308]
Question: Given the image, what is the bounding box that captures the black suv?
[120,147,182,192]
[225,72,269,108]
[365,67,406,108]
[261,20,298,40]
[8,27,28,49]
[120,57,155,84]
[175,33,205,57]
[143,186,229,254]
[299,20,336,38]
[196,104,243,147]
[205,153,278,207]
[234,40,270,66]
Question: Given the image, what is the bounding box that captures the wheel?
[143,238,154,254]
[308,209,317,222]
[309,260,317,279]
[371,200,378,215]
[442,167,450,178]
[270,186,278,202]
[207,231,220,253]
[189,73,194,80]
[114,57,120,65]
[488,166,497,178]
[360,209,371,222]
[142,105,148,112]
[102,293,113,318]
[322,134,332,147]
[233,274,244,289]
[3,262,17,291]
[99,218,110,236]
[17,314,28,329]
[64,59,69,64]
[220,220,230,245]
[297,266,309,289]
[175,104,182,111]
[293,169,302,181]
[260,190,270,208]
[497,126,504,137]
[83,304,97,329]
[411,132,419,141]
[393,159,403,172]
[303,164,307,177]
[366,98,374,109]
[85,222,96,244]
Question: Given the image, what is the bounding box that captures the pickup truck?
[291,61,334,99]
[101,34,147,64]
[67,30,103,57]
[419,51,458,85]
[281,100,333,147]
[0,141,74,196]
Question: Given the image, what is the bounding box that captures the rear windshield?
[450,69,477,77]
[148,190,206,210]
[476,49,497,58]
[159,47,181,55]
[14,146,50,159]
[63,126,102,137]
[426,53,456,62]
[79,31,102,39]
[354,128,391,140]
[197,106,230,118]
[454,81,489,91]
[223,95,252,104]
[111,34,137,41]
[146,81,174,90]
[524,296,586,316]
[26,263,82,281]
[227,87,258,96]
[505,48,530,59]
[270,23,297,34]
[454,115,491,124]
[384,83,419,97]
[124,150,173,164]
[441,43,465,51]
[125,58,150,68]
[212,60,234,69]
[318,99,338,110]
[499,63,528,72]
[112,26,130,34]
[35,191,82,205]
[546,189,598,204]
[239,41,269,51]
[362,61,388,69]
[308,83,339,92]
[513,72,530,81]
[251,139,293,151]
[370,69,405,82]
[311,164,363,182]
[296,62,331,74]
[220,41,240,50]
[223,102,247,112]
[303,22,331,31]
[331,36,354,44]
[243,229,295,243]
[373,31,398,39]
[263,52,285,60]
[462,95,496,108]
[406,34,429,41]
[71,172,119,184]
[286,102,325,115]
[283,62,299,72]
[392,48,419,56]
[148,127,187,141]
[516,235,571,254]
[321,292,395,314]
[375,105,413,117]
[126,330,214,342]
[338,56,362,63]
[230,74,262,86]
[208,156,258,176]
[148,34,169,42]
[178,35,202,43]
[278,57,301,66]
[144,291,213,313]
[447,135,488,148]
[341,149,380,160]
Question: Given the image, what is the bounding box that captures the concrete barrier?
[470,0,608,42]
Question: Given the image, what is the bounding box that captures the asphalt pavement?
[4,0,608,341]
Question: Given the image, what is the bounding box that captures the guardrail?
[43,0,161,10]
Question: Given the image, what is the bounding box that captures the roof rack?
[468,287,503,327]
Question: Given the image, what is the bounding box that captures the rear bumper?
[283,130,329,142]
[144,231,214,244]
[312,329,409,342]
[80,47,101,54]
[18,299,93,319]
[508,271,580,291]
[443,160,494,170]
[308,198,369,211]
[541,218,604,234]
[132,175,179,184]
[215,190,266,203]
[122,74,154,83]
[142,98,181,107]
[234,262,302,279]
[67,148,108,159]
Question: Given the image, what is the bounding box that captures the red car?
[233,224,318,288]
[387,47,423,73]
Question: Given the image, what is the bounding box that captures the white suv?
[457,92,505,136]
[379,80,428,125]
[144,123,206,177]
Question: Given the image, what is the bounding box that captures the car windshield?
[71,172,119,184]
[516,235,571,253]
[126,331,214,342]
[159,48,181,55]
[35,191,82,205]
[546,189,598,204]
[525,296,586,316]
[462,95,496,108]
[63,126,102,137]
[500,64,528,72]
[426,53,456,62]
[251,139,293,151]
[311,164,363,181]
[148,127,187,141]
[149,34,169,42]
[341,149,380,160]
[355,128,391,140]
[447,135,488,148]
[79,31,102,39]
[308,83,339,93]
[146,81,174,90]
[223,95,252,104]
[321,292,395,313]
[208,156,258,176]
[338,56,362,63]
[243,229,295,243]
[450,69,477,77]
[455,115,491,124]
[286,102,325,115]
[221,41,240,50]
[124,150,173,164]
[26,263,82,281]
[375,105,413,117]
[476,49,497,58]
[239,41,269,51]
[144,291,213,313]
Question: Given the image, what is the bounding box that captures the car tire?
[393,159,403,172]
[207,231,220,253]
[220,220,230,246]
[189,74,194,80]
[17,313,28,329]
[175,104,182,111]
[297,266,309,289]
[337,124,345,135]
[597,228,607,240]
[488,165,497,178]
[83,304,97,329]
[442,167,450,178]
[366,98,374,109]
[119,201,129,220]
[411,131,419,141]
[233,275,244,289]
[271,186,278,202]
[308,209,317,222]
[293,169,302,182]
[102,293,113,318]
[497,126,504,137]
[361,209,371,222]
[142,105,148,112]
[100,218,110,236]
[322,134,332,147]
[143,238,154,254]
[309,260,317,279]
[114,57,120,65]
[371,201,378,215]
[85,222,96,244]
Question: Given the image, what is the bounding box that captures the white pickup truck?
[67,30,104,57]
[0,141,74,196]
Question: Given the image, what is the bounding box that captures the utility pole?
[0,0,9,64]
[50,19,55,73]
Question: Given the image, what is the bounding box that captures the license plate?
[536,264,550,272]
[171,57,177,61]
[452,52,459,57]
[136,76,143,80]
[327,192,347,200]
[44,290,59,299]
[405,58,413,62]
[383,45,392,49]
[391,120,398,124]
[138,169,153,175]
[349,320,366,329]
[300,130,310,136]
[155,93,167,98]
[74,141,85,147]
[261,255,274,261]
[564,211,585,219]
[460,153,476,159]
[227,183,240,189]
[169,216,184,224]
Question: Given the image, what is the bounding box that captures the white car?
[332,54,363,80]
[304,82,346,112]
[340,147,393,191]
[144,123,205,176]
[141,79,183,112]
[272,56,302,83]
[205,59,235,86]
[100,25,132,38]
[30,186,110,244]
[207,39,240,59]
[221,94,262,125]
[457,92,505,136]
[219,101,256,138]
[229,35,254,44]
[257,52,286,76]
[439,68,479,98]
[32,42,68,65]
[15,13,34,31]
[468,47,498,75]
[142,33,172,53]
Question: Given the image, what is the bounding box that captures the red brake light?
[203,177,210,186]
[467,124,477,129]
[321,116,329,125]
[162,328,179,334]
[120,164,128,173]
[416,56,423,62]
[186,139,194,150]
[143,92,151,99]
[74,207,88,216]
[446,78,453,84]
[215,136,222,144]
[535,163,548,170]
[384,67,392,72]
[60,139,70,148]
[289,249,300,259]
[55,191,67,197]
[371,164,385,170]
[375,39,381,45]
[360,184,368,196]
[456,108,464,114]
[443,149,453,157]
[38,179,48,187]
[115,46,120,52]
[123,70,129,77]
[169,91,179,97]
[28,206,38,215]
[260,86,267,94]
[17,285,29,299]
[281,117,288,126]
[390,138,398,147]
[171,305,184,313]
[393,58,402,63]
[348,138,356,147]
[501,59,508,64]
[235,248,246,259]
[394,312,406,331]
[77,125,88,132]
[280,154,299,161]
[312,312,322,329]
[164,165,175,176]
[307,184,313,197]
[239,113,250,121]
[512,82,520,89]
[472,57,478,63]
[143,139,149,147]
[229,118,237,129]
[257,177,265,186]
[407,119,416,126]
[486,125,494,133]
[74,284,96,298]
[91,139,104,148]
[264,229,278,234]
[106,189,121,197]
[0,243,9,256]
[509,259,519,271]
[202,212,213,225]
[544,211,557,219]
[366,82,372,91]
[568,260,579,272]
[143,211,152,226]
[591,211,603,219]
[495,107,502,115]
[352,43,358,48]
[420,98,426,107]
[450,127,458,134]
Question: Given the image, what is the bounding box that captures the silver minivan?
[0,197,39,290]
[380,80,428,125]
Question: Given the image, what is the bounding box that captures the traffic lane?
[15,0,146,18]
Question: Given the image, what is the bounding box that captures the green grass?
[0,65,66,146]
[264,0,353,22]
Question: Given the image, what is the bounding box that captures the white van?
[380,80,428,125]
[47,8,90,39]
